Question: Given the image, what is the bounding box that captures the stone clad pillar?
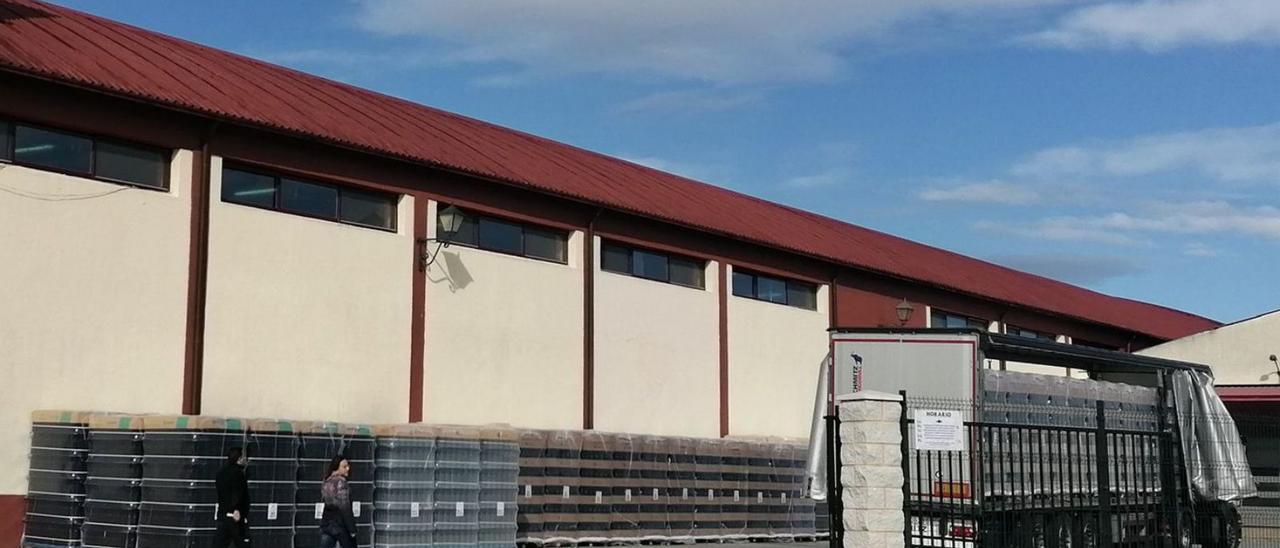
[837,391,905,548]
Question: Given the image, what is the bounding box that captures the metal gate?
[902,394,1182,548]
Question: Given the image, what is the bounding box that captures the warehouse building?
[0,1,1219,541]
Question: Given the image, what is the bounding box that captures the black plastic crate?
[80,522,136,548]
[246,433,301,460]
[22,513,83,543]
[85,456,142,481]
[299,460,374,483]
[142,432,245,458]
[135,526,216,548]
[83,501,139,526]
[248,526,293,548]
[138,503,217,529]
[85,478,141,504]
[138,479,217,505]
[28,470,87,496]
[88,431,144,457]
[30,448,89,473]
[248,503,297,528]
[141,456,222,481]
[32,424,89,450]
[26,494,85,519]
[246,458,299,482]
[248,481,297,505]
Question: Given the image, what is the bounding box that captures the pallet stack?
[478,427,519,548]
[666,437,697,540]
[81,414,144,548]
[372,423,436,547]
[514,430,545,544]
[540,430,581,543]
[434,426,482,548]
[136,416,245,548]
[246,420,300,548]
[23,411,90,548]
[634,436,670,541]
[296,422,375,548]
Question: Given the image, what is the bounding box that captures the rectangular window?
[930,309,987,330]
[14,125,92,174]
[600,242,705,289]
[1007,325,1054,341]
[732,269,818,310]
[439,205,569,264]
[339,188,396,230]
[94,142,167,189]
[280,178,338,218]
[0,121,11,161]
[221,165,398,231]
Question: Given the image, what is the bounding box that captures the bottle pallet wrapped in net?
[137,416,246,548]
[23,411,92,548]
[82,414,145,548]
[295,422,375,548]
[373,424,437,548]
[515,430,546,545]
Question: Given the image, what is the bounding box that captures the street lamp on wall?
[1270,354,1279,384]
[417,204,464,271]
[895,299,915,326]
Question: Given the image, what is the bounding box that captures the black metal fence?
[902,394,1183,548]
[1226,413,1279,548]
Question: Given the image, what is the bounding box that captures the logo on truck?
[851,353,863,392]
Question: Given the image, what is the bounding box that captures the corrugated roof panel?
[0,0,1219,340]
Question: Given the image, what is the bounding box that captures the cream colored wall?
[727,268,829,438]
[201,156,413,425]
[1139,311,1280,385]
[593,238,720,438]
[423,201,584,429]
[0,155,193,494]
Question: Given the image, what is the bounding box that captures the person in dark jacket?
[213,446,250,547]
[319,455,357,548]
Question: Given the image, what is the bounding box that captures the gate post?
[837,391,906,548]
[1095,400,1114,548]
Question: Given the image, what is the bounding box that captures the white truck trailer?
[809,328,1257,548]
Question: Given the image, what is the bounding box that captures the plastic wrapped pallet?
[515,430,546,544]
[665,437,697,541]
[721,440,749,540]
[634,436,670,541]
[742,441,773,539]
[24,410,92,548]
[766,442,793,539]
[478,426,518,548]
[246,420,299,548]
[295,422,375,548]
[603,433,638,541]
[435,425,481,548]
[374,423,436,548]
[136,415,246,548]
[576,431,611,543]
[540,431,580,544]
[785,443,816,538]
[82,414,144,548]
[692,438,725,540]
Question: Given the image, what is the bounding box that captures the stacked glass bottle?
[23,410,90,548]
[372,423,436,547]
[434,426,481,548]
[296,422,375,548]
[82,414,144,548]
[246,420,300,548]
[478,427,518,548]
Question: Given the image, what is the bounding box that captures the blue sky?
[60,0,1280,323]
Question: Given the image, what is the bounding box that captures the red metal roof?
[0,0,1219,340]
[1217,385,1280,403]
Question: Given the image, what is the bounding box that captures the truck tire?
[1197,502,1242,548]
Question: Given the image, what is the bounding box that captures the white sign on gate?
[914,409,964,451]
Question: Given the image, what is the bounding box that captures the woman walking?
[319,455,358,548]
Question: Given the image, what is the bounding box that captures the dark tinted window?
[222,166,397,231]
[600,241,705,289]
[525,227,567,262]
[0,121,11,161]
[601,243,630,273]
[14,125,91,173]
[732,271,754,298]
[930,310,987,329]
[757,276,787,304]
[479,217,523,254]
[1009,326,1054,341]
[669,257,704,288]
[280,178,338,218]
[441,206,569,264]
[95,142,166,189]
[222,169,276,207]
[341,189,396,230]
[733,269,818,310]
[633,249,668,281]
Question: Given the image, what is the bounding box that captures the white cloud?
[1183,242,1220,257]
[355,0,1062,86]
[1025,0,1280,51]
[1010,122,1280,184]
[783,170,849,189]
[616,89,766,114]
[918,180,1041,205]
[977,200,1280,245]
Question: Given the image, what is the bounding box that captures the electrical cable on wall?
[0,165,132,201]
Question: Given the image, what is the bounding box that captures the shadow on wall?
[428,250,474,292]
